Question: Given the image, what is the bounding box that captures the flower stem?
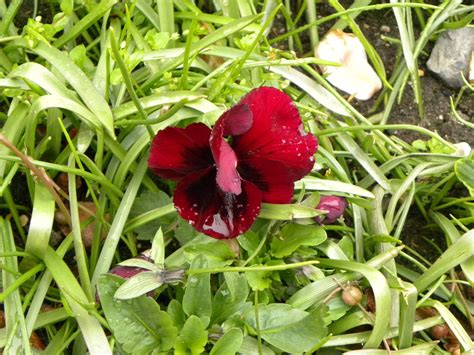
[187,260,320,275]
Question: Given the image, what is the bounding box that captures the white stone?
[314,29,382,100]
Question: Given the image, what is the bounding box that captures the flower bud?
[108,252,153,279]
[341,285,363,306]
[315,196,347,224]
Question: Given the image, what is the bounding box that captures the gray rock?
[427,27,474,89]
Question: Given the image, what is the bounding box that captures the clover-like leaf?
[98,274,177,353]
[271,224,327,258]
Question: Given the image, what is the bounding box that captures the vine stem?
[0,133,71,225]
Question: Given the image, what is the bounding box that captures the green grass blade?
[430,212,474,284]
[91,158,148,287]
[31,42,115,138]
[53,0,117,48]
[42,246,111,354]
[397,281,417,348]
[24,184,55,259]
[414,230,474,292]
[0,218,32,354]
[314,259,391,349]
[421,299,474,351]
[68,155,93,299]
[334,132,390,190]
[288,246,401,311]
[9,62,77,100]
[296,177,374,198]
[141,14,262,90]
[0,101,28,179]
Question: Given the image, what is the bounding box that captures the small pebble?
[380,25,391,33]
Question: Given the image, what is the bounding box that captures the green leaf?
[31,42,115,138]
[338,235,354,260]
[455,158,474,196]
[183,255,212,318]
[322,296,351,325]
[296,177,375,198]
[42,247,110,353]
[415,229,474,292]
[430,212,474,284]
[129,191,175,240]
[98,274,177,353]
[53,0,117,48]
[212,273,251,324]
[271,224,327,258]
[145,29,170,50]
[184,240,235,268]
[174,315,208,355]
[344,342,438,354]
[168,300,186,330]
[259,203,319,220]
[114,271,163,299]
[24,184,55,259]
[151,228,165,267]
[245,268,273,291]
[210,328,243,355]
[116,258,159,271]
[244,304,327,353]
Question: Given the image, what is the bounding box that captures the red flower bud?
[315,196,347,224]
[108,253,152,279]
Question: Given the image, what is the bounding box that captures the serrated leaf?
[98,274,177,353]
[244,304,327,353]
[114,271,163,299]
[210,328,243,355]
[271,224,327,258]
[183,255,212,318]
[455,158,474,196]
[245,268,273,291]
[174,315,208,355]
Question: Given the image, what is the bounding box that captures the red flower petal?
[238,157,295,203]
[219,103,253,136]
[148,123,213,180]
[173,168,262,239]
[210,104,252,194]
[233,87,318,180]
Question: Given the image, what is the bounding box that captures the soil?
[349,7,474,145]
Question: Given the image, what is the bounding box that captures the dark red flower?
[315,196,347,224]
[148,87,318,239]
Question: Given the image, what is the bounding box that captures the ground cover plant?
[0,0,473,353]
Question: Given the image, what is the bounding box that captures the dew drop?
[189,277,198,283]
